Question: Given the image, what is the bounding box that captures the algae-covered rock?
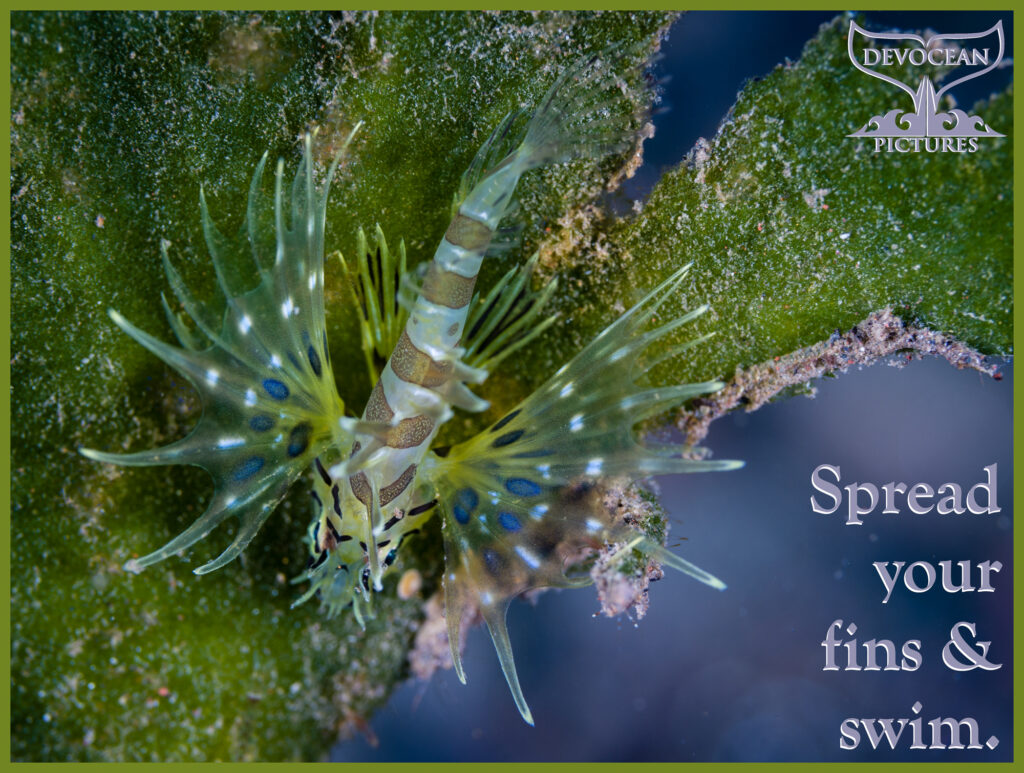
[10,10,672,760]
[533,16,1012,384]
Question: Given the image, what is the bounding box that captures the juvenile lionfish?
[81,47,742,724]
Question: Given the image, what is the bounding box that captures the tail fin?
[514,43,648,172]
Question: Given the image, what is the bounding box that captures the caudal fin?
[515,43,649,171]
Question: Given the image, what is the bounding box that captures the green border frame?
[2,3,1016,767]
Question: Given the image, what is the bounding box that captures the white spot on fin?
[515,546,541,569]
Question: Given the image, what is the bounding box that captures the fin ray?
[482,603,534,725]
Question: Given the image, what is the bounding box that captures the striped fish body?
[326,48,641,593]
[337,158,522,584]
[294,143,537,611]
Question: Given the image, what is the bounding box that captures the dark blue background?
[333,11,1013,761]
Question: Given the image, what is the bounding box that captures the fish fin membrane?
[80,129,362,574]
[337,224,410,386]
[424,263,742,723]
[462,252,558,372]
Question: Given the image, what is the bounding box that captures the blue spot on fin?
[456,487,479,511]
[505,478,542,497]
[307,345,322,377]
[498,512,522,532]
[250,415,275,432]
[263,378,289,400]
[492,429,524,448]
[233,456,265,481]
